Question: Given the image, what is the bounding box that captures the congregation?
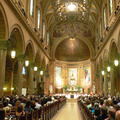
[0,95,66,120]
[78,95,120,120]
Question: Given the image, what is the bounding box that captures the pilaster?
[0,40,7,97]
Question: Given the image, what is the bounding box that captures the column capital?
[90,57,96,62]
[0,40,7,50]
[50,57,55,62]
[29,61,35,68]
[17,54,25,61]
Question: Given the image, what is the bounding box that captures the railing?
[77,99,94,120]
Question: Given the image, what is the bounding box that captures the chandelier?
[51,0,93,23]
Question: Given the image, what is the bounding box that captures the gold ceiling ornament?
[51,0,93,23]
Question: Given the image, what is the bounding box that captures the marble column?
[45,76,50,95]
[110,67,116,96]
[28,62,34,95]
[0,40,7,97]
[104,72,108,97]
[50,59,55,94]
[90,59,96,92]
[16,54,24,96]
[100,75,103,96]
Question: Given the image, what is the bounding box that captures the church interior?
[0,0,120,120]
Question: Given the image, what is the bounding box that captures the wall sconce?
[114,60,119,66]
[107,66,111,72]
[40,38,43,43]
[3,88,7,91]
[101,70,105,75]
[106,26,109,31]
[40,71,43,75]
[34,66,38,71]
[100,37,104,42]
[11,50,16,59]
[11,88,14,91]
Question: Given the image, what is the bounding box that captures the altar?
[64,87,82,99]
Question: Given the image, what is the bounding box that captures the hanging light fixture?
[11,88,14,90]
[34,66,38,71]
[67,3,77,11]
[101,70,105,75]
[114,59,119,66]
[40,71,43,75]
[25,60,29,67]
[107,66,111,72]
[11,50,16,59]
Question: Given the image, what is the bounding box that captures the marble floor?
[52,100,83,120]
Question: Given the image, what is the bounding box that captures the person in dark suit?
[96,106,108,120]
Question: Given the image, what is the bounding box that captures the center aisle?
[52,99,83,120]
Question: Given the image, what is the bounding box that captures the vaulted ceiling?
[40,0,101,62]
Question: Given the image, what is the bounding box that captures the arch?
[9,24,25,53]
[35,50,41,67]
[52,35,95,59]
[41,57,46,70]
[103,49,109,67]
[25,40,35,61]
[0,3,9,40]
[109,40,118,62]
[9,25,25,56]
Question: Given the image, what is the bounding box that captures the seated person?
[15,105,25,116]
[105,108,116,120]
[116,110,120,120]
[3,101,11,115]
[0,108,5,120]
[24,100,32,113]
[96,106,108,120]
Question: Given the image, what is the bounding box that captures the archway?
[34,51,41,94]
[23,42,34,94]
[109,41,119,96]
[5,27,24,95]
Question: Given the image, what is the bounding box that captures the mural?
[83,67,91,85]
[53,22,92,38]
[68,68,77,86]
[55,66,62,88]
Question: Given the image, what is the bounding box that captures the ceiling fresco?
[53,22,92,38]
[39,0,100,61]
[55,39,90,62]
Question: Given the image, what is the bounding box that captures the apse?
[55,38,90,62]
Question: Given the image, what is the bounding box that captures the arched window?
[103,7,106,28]
[30,0,34,16]
[47,32,49,46]
[38,9,41,29]
[109,0,113,15]
[43,22,45,38]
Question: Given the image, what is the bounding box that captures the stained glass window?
[47,32,49,46]
[38,9,40,29]
[104,8,106,28]
[43,22,45,38]
[109,0,113,14]
[30,0,34,16]
[55,66,62,88]
[83,67,91,85]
